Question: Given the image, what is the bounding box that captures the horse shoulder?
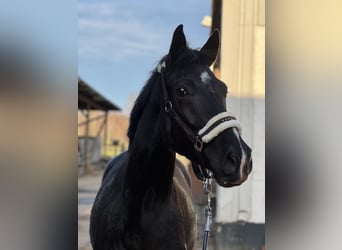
[90,152,130,248]
[102,151,129,183]
[170,176,197,250]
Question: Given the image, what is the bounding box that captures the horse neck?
[125,101,175,199]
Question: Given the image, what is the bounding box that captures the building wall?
[216,0,265,224]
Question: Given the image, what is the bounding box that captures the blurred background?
[77,0,265,249]
[1,0,341,250]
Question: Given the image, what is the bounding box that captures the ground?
[78,170,102,250]
[78,169,215,250]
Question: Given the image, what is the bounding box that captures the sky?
[78,0,211,113]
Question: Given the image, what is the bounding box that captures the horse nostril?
[228,153,239,166]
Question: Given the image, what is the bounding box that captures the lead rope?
[202,173,213,250]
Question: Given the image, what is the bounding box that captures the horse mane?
[127,48,206,143]
[127,66,161,143]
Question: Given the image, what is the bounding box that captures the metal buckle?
[194,137,203,152]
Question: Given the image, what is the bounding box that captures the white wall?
[215,0,265,224]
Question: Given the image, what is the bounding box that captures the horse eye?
[176,88,188,97]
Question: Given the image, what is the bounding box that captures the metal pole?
[103,111,108,156]
[84,105,91,173]
[89,116,106,159]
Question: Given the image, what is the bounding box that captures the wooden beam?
[79,94,105,110]
[78,113,106,126]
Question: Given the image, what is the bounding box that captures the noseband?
[157,60,242,181]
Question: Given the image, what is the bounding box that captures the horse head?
[160,25,252,187]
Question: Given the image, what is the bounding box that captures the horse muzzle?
[217,154,253,187]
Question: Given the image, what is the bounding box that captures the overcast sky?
[78,0,211,113]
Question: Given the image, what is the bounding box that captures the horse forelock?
[168,48,203,69]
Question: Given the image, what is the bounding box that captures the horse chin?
[209,156,252,188]
[214,174,249,188]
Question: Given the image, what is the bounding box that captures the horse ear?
[168,24,187,59]
[200,29,220,66]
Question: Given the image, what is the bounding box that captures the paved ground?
[78,169,215,250]
[78,170,103,250]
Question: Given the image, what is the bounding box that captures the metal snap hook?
[202,178,212,195]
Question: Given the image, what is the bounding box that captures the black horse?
[90,25,252,250]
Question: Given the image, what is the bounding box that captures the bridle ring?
[165,101,173,112]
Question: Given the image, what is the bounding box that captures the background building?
[204,0,265,248]
[78,78,126,174]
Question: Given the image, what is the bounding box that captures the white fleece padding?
[200,120,242,143]
[198,112,237,135]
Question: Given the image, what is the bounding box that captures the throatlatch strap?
[192,162,210,181]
